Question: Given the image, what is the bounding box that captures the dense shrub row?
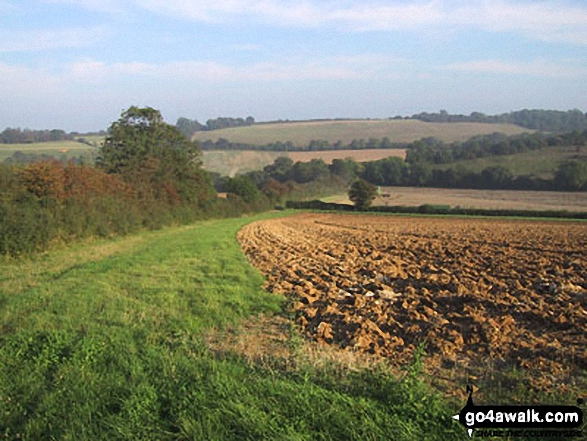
[285,199,587,220]
[0,161,268,256]
[0,107,276,257]
[5,168,279,257]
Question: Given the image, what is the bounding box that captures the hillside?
[434,145,586,179]
[192,119,531,147]
[202,148,406,177]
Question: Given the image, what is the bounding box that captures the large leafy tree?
[98,106,214,205]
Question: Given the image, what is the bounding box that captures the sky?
[1,0,587,132]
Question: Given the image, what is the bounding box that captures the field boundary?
[285,200,587,220]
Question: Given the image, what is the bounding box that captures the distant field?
[435,145,586,179]
[288,148,405,163]
[202,150,282,176]
[323,186,587,212]
[0,140,97,162]
[202,149,407,176]
[193,120,531,147]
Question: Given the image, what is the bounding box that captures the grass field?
[0,140,97,162]
[435,145,587,179]
[202,149,407,176]
[0,212,463,440]
[323,186,587,212]
[202,150,282,176]
[193,119,531,146]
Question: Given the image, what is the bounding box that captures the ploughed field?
[238,213,587,392]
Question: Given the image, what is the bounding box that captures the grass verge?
[1,212,465,440]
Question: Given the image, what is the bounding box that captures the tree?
[330,158,360,183]
[264,157,293,182]
[288,159,329,183]
[348,179,378,210]
[225,176,263,204]
[176,117,204,139]
[554,161,587,191]
[480,166,513,189]
[97,106,214,205]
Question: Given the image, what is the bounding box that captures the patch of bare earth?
[237,213,587,398]
[205,314,390,379]
[375,187,587,212]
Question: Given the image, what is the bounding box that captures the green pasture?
[0,212,463,440]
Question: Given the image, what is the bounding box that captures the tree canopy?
[98,106,213,205]
[348,179,378,210]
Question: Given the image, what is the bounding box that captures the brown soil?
[288,149,405,164]
[325,187,587,212]
[238,213,587,394]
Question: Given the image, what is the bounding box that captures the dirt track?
[238,213,587,392]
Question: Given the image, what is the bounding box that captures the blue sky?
[1,0,587,131]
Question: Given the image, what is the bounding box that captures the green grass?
[0,212,463,440]
[435,145,586,179]
[0,140,97,163]
[193,120,531,147]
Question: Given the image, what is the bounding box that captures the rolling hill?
[192,119,532,147]
[434,145,586,179]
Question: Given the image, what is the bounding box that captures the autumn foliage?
[0,106,272,256]
[19,161,133,202]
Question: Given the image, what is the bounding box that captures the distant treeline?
[285,200,587,220]
[409,109,587,132]
[366,129,587,191]
[360,156,587,191]
[405,130,587,164]
[176,116,255,138]
[199,129,587,159]
[217,151,586,194]
[0,128,72,144]
[199,137,405,152]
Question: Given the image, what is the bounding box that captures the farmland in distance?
[193,119,531,147]
[202,149,406,177]
[323,186,587,212]
[0,140,97,162]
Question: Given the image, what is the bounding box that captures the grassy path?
[1,213,460,440]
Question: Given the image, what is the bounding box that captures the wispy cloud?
[65,54,403,83]
[130,0,587,44]
[31,1,587,44]
[0,26,108,52]
[41,0,124,14]
[136,0,443,29]
[445,59,587,78]
[452,1,587,45]
[0,63,60,96]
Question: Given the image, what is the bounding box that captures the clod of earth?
[238,213,587,392]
